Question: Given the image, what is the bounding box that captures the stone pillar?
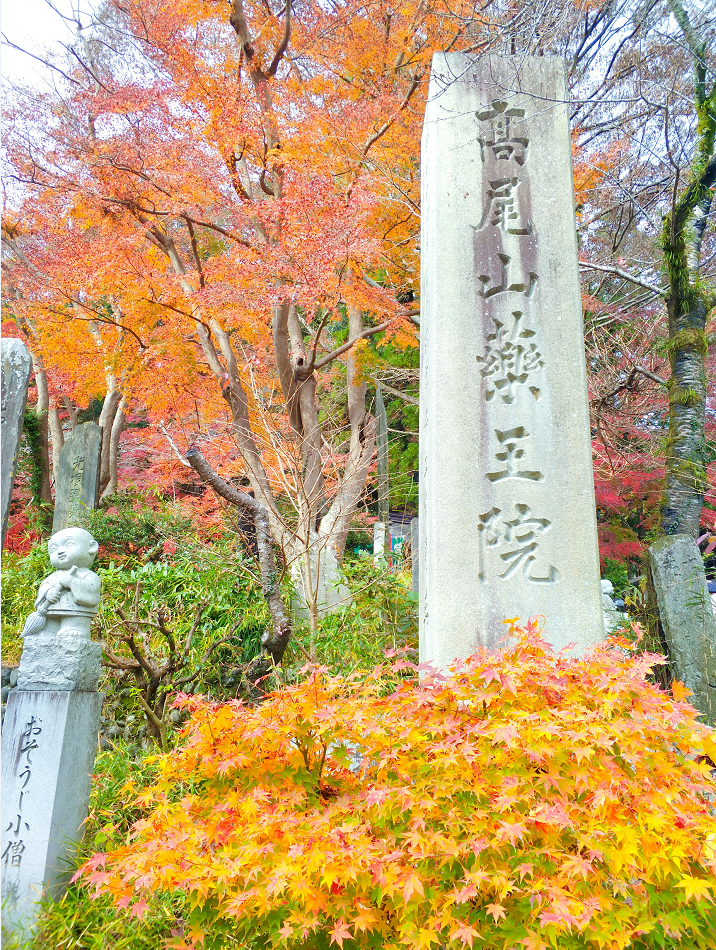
[376,387,389,526]
[411,518,420,594]
[1,691,102,937]
[1,339,32,549]
[420,54,603,667]
[1,528,103,941]
[648,535,716,724]
[52,422,103,534]
[373,521,389,562]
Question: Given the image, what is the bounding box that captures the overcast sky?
[0,0,93,85]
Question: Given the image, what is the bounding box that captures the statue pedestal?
[18,629,101,692]
[1,689,102,941]
[1,526,103,942]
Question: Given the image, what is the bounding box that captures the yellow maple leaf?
[677,875,714,902]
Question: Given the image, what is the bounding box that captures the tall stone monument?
[1,527,103,940]
[1,339,33,549]
[52,422,103,533]
[420,53,603,667]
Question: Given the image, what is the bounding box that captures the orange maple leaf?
[485,902,507,923]
[329,919,352,947]
[671,680,692,701]
[450,922,483,947]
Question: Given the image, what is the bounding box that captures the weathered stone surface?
[290,536,351,618]
[52,422,102,533]
[1,689,102,940]
[420,53,603,668]
[1,339,32,549]
[648,534,716,724]
[18,634,102,692]
[17,527,102,691]
[411,518,420,593]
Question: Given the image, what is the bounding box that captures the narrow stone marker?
[1,339,32,549]
[1,527,103,941]
[373,387,390,561]
[420,53,603,667]
[52,422,103,533]
[411,517,420,594]
[649,535,716,725]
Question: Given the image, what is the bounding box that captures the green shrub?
[284,554,417,677]
[0,545,52,662]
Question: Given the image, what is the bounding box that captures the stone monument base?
[1,690,102,941]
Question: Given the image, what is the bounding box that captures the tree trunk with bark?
[660,0,716,538]
[185,445,291,666]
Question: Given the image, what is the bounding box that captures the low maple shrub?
[81,623,716,950]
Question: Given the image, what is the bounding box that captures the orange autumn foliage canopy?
[81,623,716,950]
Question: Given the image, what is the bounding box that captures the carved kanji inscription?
[477,253,538,299]
[486,427,543,482]
[476,311,544,404]
[475,99,529,165]
[474,178,533,235]
[477,503,559,583]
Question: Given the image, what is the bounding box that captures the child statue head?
[48,527,99,570]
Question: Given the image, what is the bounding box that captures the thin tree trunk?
[98,386,122,495]
[185,445,291,663]
[32,365,54,511]
[48,400,64,487]
[62,396,79,432]
[320,304,377,561]
[100,394,127,502]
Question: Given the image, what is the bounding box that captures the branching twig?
[579,260,667,297]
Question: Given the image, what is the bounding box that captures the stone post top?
[1,337,32,361]
[649,533,695,553]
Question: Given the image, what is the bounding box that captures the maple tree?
[80,622,716,949]
[2,0,714,588]
[2,0,458,621]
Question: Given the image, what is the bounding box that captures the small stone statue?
[18,528,102,691]
[601,578,622,635]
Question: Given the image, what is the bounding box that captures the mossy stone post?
[51,422,102,533]
[1,339,32,549]
[420,53,603,666]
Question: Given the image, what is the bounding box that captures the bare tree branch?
[579,260,667,297]
[314,321,391,369]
